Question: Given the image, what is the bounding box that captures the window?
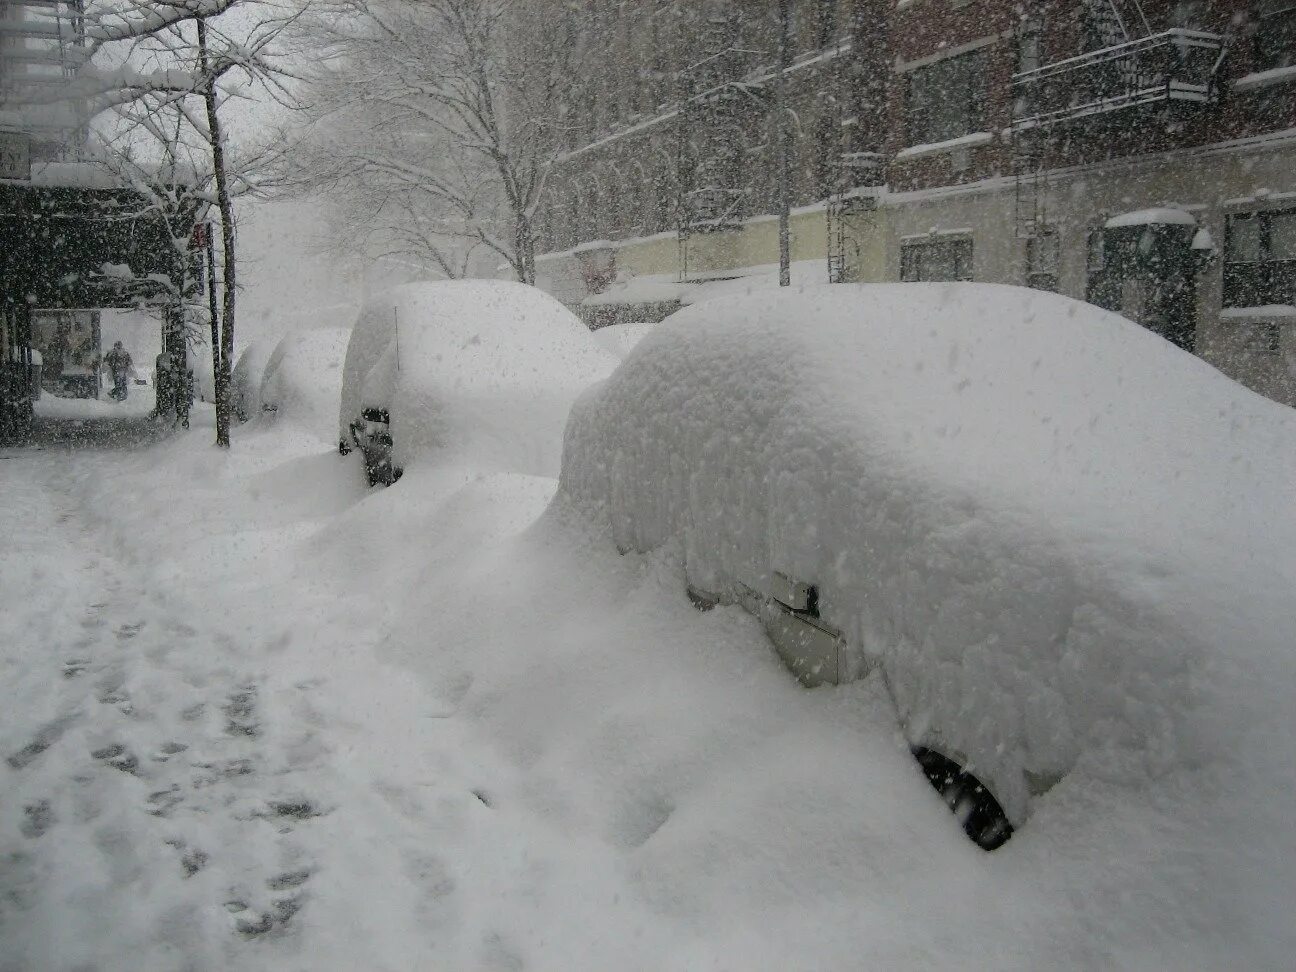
[1242,322,1283,355]
[906,50,987,145]
[1224,209,1296,308]
[1168,1,1208,28]
[1017,17,1042,75]
[1087,228,1106,271]
[1026,230,1059,292]
[1255,1,1296,72]
[901,238,973,281]
[816,3,837,49]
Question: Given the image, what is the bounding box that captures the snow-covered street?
[3,379,1293,970]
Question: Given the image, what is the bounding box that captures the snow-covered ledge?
[1233,65,1296,93]
[572,239,618,256]
[1219,305,1296,322]
[1105,207,1197,229]
[893,131,993,162]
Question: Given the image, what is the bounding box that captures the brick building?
[530,0,1296,407]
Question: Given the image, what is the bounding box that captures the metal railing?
[1011,29,1224,130]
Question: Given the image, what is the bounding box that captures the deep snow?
[2,305,1294,970]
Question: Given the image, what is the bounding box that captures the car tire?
[912,747,1013,851]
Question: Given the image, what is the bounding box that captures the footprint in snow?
[116,621,145,641]
[90,743,139,775]
[6,715,77,770]
[20,800,55,839]
[223,687,259,737]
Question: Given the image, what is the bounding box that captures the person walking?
[104,341,133,402]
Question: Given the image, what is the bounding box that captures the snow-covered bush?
[560,282,1296,828]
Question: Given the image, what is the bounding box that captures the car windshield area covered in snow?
[1,2,1294,970]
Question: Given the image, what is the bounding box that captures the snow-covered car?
[231,339,275,422]
[560,282,1296,851]
[339,280,616,486]
[261,326,351,441]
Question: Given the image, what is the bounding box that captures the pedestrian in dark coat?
[104,341,133,402]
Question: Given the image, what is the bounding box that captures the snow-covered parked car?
[261,326,351,441]
[339,280,616,486]
[560,282,1296,851]
[231,338,275,422]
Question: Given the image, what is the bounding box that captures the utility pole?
[776,0,792,287]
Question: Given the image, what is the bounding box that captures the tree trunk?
[204,223,220,409]
[776,0,792,288]
[199,18,237,448]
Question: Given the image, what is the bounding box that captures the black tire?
[912,747,1013,851]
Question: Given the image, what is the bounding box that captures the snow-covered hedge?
[561,283,1296,825]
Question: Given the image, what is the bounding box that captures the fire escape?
[675,13,762,282]
[1009,0,1226,245]
[826,40,883,285]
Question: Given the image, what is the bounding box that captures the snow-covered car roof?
[561,282,1296,825]
[340,280,616,477]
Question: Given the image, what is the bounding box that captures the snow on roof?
[572,239,617,255]
[26,162,124,189]
[1219,304,1296,320]
[1104,207,1197,229]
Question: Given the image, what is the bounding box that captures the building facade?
[529,0,1296,407]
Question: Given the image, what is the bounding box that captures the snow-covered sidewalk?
[0,419,497,969]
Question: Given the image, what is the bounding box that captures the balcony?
[1012,29,1225,131]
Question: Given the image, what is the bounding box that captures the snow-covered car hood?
[560,282,1296,824]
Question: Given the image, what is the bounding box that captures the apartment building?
[531,0,1296,407]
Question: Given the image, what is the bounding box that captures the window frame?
[905,49,988,146]
[1223,207,1296,309]
[900,237,974,282]
[1254,1,1296,72]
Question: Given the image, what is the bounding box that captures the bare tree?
[74,0,305,447]
[297,0,573,285]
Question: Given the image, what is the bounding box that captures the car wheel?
[912,747,1013,851]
